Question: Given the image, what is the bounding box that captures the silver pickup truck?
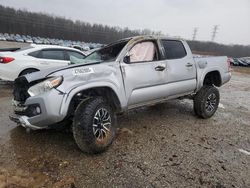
[10,35,231,153]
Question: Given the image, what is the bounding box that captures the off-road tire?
[73,97,115,154]
[194,86,220,119]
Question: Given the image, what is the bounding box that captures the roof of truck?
[130,35,184,41]
[104,35,185,48]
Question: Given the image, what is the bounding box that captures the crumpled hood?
[24,61,100,83]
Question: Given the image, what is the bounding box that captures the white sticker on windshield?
[72,67,94,75]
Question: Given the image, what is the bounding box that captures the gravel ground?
[0,69,249,188]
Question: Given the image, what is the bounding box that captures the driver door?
[121,40,168,108]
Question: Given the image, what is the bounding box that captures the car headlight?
[28,76,63,97]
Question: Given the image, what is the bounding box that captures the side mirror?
[123,54,130,64]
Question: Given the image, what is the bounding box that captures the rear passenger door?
[161,40,197,96]
[38,49,69,68]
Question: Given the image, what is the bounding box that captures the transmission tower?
[192,27,198,41]
[211,25,219,42]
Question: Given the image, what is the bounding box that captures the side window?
[40,50,65,60]
[28,50,41,58]
[129,41,158,63]
[66,51,85,60]
[162,40,187,59]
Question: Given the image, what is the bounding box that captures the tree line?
[187,40,250,58]
[0,5,160,43]
[0,5,249,57]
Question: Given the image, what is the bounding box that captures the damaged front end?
[10,76,43,129]
[13,76,31,103]
[9,75,65,130]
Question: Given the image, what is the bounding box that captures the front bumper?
[9,114,44,130]
[10,89,66,129]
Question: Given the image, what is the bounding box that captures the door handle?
[186,63,193,67]
[155,65,166,71]
[40,62,49,65]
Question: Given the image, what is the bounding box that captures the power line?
[192,27,198,41]
[211,25,219,42]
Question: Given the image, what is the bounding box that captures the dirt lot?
[0,68,250,188]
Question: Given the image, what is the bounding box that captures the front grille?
[13,76,30,103]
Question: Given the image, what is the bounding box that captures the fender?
[18,67,40,76]
[197,66,223,90]
[59,81,126,116]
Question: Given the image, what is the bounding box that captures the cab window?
[129,41,158,63]
[161,40,187,59]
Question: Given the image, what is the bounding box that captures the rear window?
[162,40,187,59]
[28,50,40,58]
[40,50,65,60]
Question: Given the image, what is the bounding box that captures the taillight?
[0,57,15,64]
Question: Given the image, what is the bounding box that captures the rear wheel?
[19,68,39,77]
[194,86,220,119]
[72,97,115,154]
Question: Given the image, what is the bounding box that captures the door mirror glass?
[123,54,130,64]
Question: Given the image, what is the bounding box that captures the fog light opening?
[36,106,41,114]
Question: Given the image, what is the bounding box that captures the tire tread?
[194,86,220,119]
[73,97,115,154]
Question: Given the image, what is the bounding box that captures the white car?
[0,44,86,81]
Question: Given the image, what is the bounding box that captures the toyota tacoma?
[9,35,231,153]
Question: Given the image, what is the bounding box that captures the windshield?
[84,40,129,62]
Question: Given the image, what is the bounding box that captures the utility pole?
[192,27,198,41]
[211,25,219,42]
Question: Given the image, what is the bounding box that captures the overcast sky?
[0,0,249,45]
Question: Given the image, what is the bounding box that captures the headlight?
[28,76,63,97]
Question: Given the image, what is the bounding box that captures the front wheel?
[73,97,115,154]
[193,86,220,119]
